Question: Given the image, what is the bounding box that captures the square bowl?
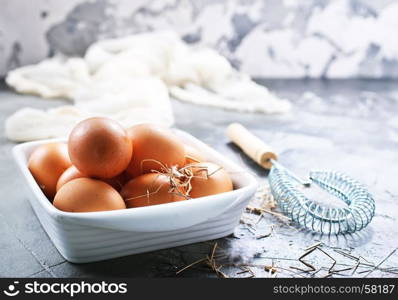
[12,129,258,263]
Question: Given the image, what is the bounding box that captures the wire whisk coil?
[269,163,375,235]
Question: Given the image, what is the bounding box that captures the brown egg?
[188,162,233,198]
[53,178,126,212]
[28,143,71,199]
[184,144,204,165]
[56,166,84,192]
[125,124,186,177]
[68,117,132,179]
[121,173,186,208]
[102,172,129,192]
[56,166,129,192]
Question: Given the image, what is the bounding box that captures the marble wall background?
[1,0,398,78]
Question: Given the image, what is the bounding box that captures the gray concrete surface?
[0,79,397,277]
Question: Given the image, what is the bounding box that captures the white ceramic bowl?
[12,130,258,263]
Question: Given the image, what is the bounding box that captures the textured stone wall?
[1,0,397,78]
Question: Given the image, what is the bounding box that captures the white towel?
[5,31,290,142]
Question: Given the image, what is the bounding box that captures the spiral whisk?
[226,123,376,235]
[269,161,375,235]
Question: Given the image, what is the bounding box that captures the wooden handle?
[226,123,277,169]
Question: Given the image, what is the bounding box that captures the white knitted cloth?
[5,31,290,142]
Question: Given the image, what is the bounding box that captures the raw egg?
[187,162,233,198]
[121,173,186,208]
[28,143,71,199]
[125,123,185,177]
[184,144,204,165]
[53,178,126,212]
[56,166,129,192]
[102,172,130,192]
[68,117,132,178]
[56,165,84,192]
